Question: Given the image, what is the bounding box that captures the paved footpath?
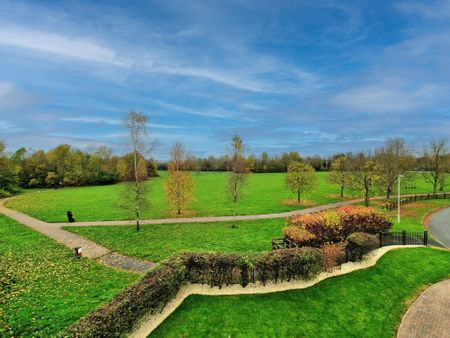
[61,198,366,227]
[0,200,155,274]
[397,279,450,338]
[427,207,450,248]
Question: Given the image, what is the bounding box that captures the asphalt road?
[428,207,450,248]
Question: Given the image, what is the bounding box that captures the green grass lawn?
[389,199,450,232]
[0,215,139,337]
[151,248,450,338]
[65,199,449,263]
[6,171,448,222]
[65,218,285,262]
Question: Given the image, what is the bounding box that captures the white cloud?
[331,83,443,113]
[396,0,450,19]
[0,24,125,66]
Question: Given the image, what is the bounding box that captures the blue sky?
[0,0,449,159]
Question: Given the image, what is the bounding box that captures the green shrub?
[346,232,380,261]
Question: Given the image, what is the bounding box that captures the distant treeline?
[0,143,158,195]
[157,152,333,172]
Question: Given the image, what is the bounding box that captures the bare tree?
[123,111,151,231]
[227,135,249,227]
[164,143,195,215]
[374,138,413,199]
[422,139,448,195]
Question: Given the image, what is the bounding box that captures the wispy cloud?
[0,24,124,66]
[59,115,184,128]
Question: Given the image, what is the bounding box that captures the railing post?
[402,230,406,245]
[379,233,383,248]
[424,231,428,246]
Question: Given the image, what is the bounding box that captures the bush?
[284,226,318,247]
[66,248,324,336]
[286,206,391,246]
[346,232,380,261]
[322,243,346,272]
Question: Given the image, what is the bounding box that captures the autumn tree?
[348,153,377,206]
[0,141,18,197]
[374,138,413,199]
[285,161,317,208]
[422,139,448,195]
[327,155,351,197]
[122,111,151,231]
[227,135,249,227]
[164,143,195,215]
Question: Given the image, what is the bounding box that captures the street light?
[398,174,404,223]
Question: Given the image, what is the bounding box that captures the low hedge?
[66,248,323,337]
[346,232,380,261]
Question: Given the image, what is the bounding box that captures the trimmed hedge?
[66,248,323,337]
[346,232,380,261]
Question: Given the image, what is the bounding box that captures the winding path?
[397,279,450,338]
[427,207,450,248]
[0,200,155,274]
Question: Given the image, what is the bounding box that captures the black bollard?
[67,211,76,223]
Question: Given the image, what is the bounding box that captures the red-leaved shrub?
[285,206,391,246]
[321,243,346,272]
[283,226,318,246]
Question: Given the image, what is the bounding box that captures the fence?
[385,192,449,211]
[272,230,429,250]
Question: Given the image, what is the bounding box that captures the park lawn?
[5,172,342,222]
[0,215,139,337]
[65,218,285,262]
[389,199,450,232]
[5,171,447,223]
[151,248,450,338]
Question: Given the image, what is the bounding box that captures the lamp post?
[397,174,404,223]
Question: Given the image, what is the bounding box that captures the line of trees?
[158,152,333,173]
[0,142,159,197]
[327,138,449,205]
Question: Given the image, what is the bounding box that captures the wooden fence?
[385,192,449,211]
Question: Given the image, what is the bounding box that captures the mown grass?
[150,248,450,338]
[390,199,450,232]
[65,218,285,262]
[0,215,139,336]
[66,200,449,262]
[6,172,448,222]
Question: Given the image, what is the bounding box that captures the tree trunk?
[177,206,181,214]
[364,185,370,207]
[340,185,344,198]
[297,190,301,210]
[134,149,140,231]
[386,186,391,200]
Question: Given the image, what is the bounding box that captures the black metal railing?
[385,192,448,211]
